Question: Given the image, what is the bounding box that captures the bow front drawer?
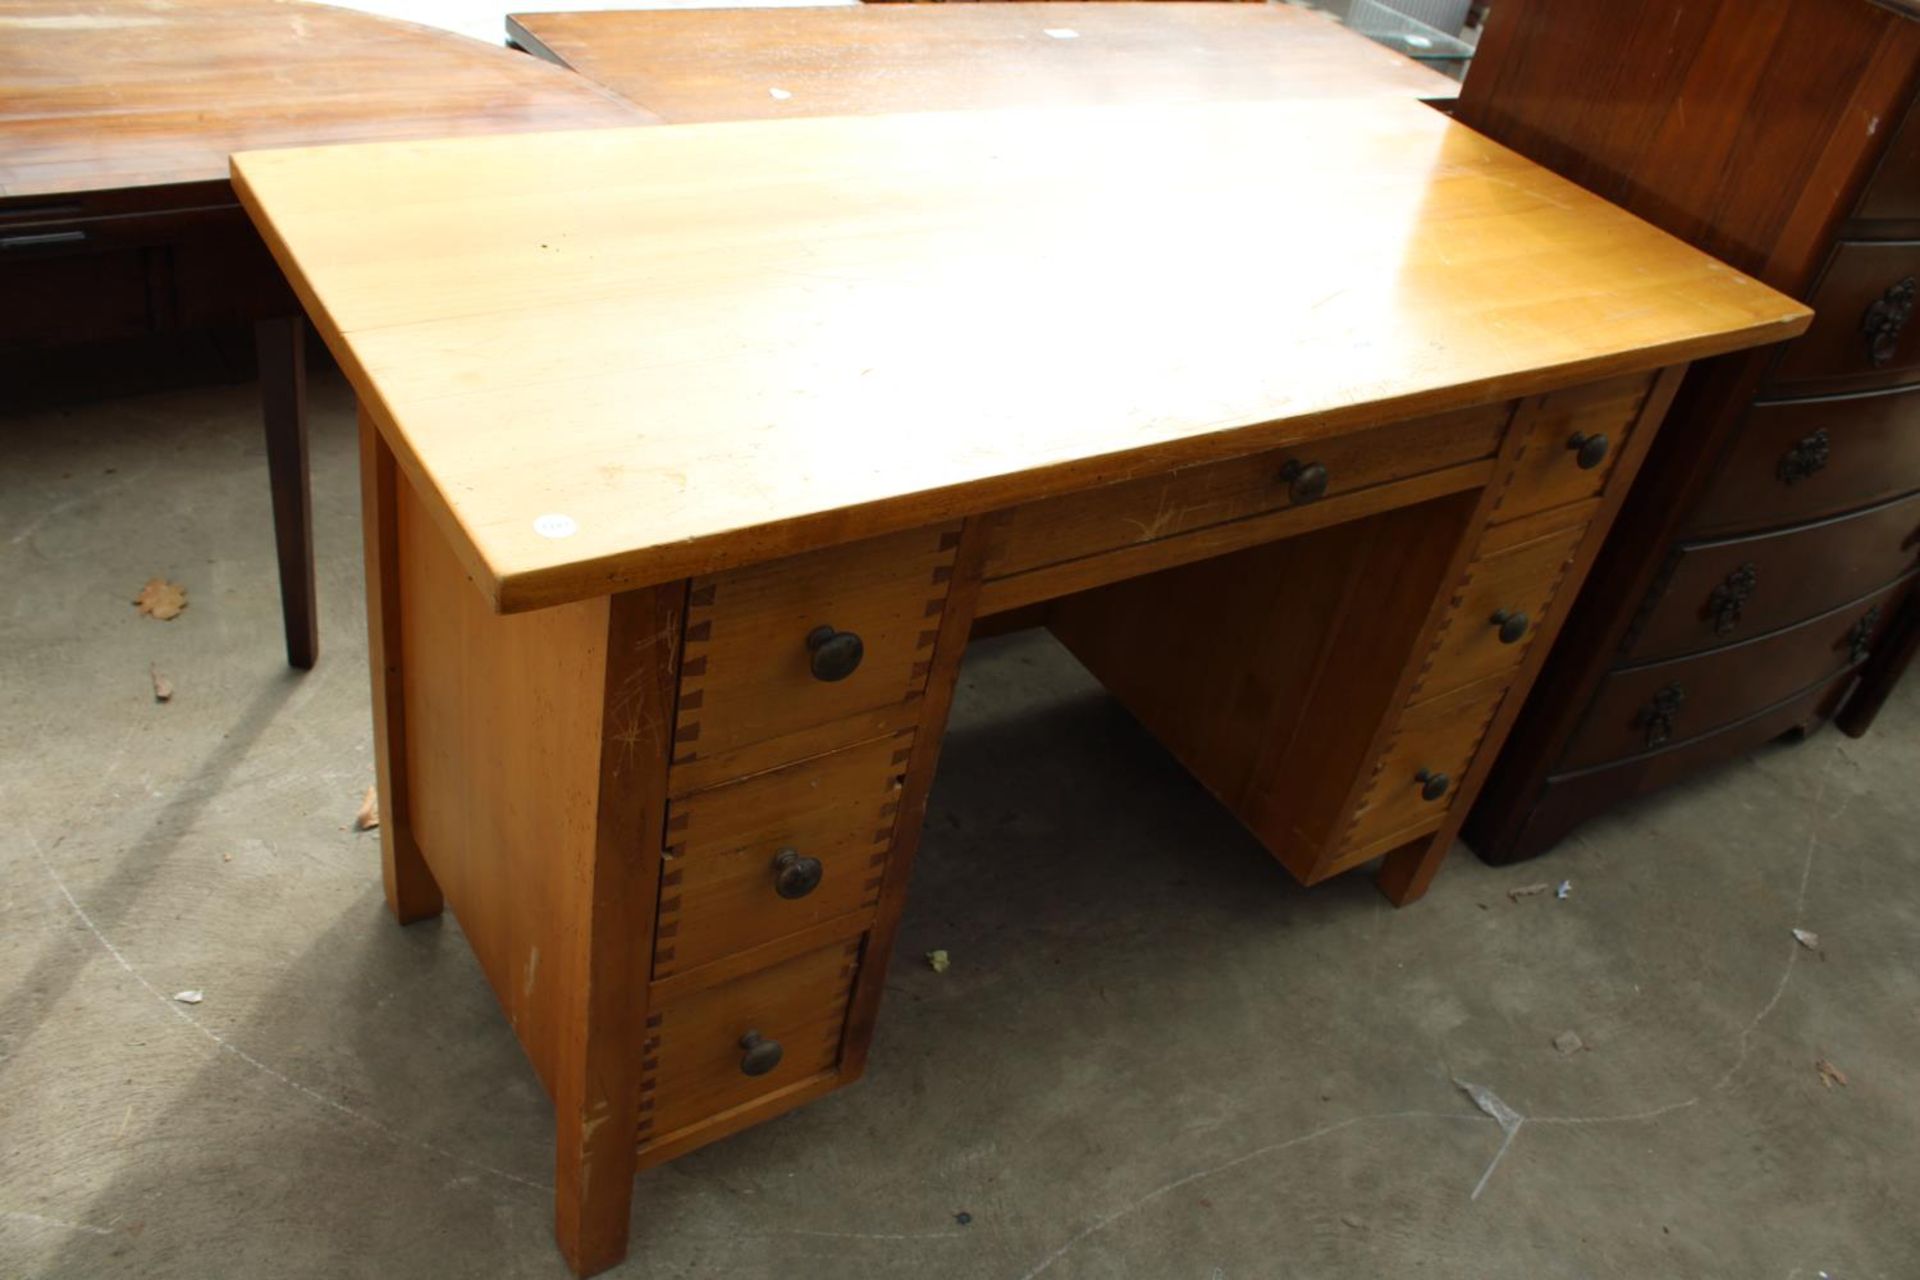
[1624,490,1920,662]
[1767,240,1920,395]
[1688,384,1920,537]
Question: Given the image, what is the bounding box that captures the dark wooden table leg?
[257,315,318,670]
[1837,590,1919,737]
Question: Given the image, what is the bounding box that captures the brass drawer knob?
[1567,431,1610,470]
[1278,459,1330,504]
[739,1030,784,1077]
[1489,609,1530,645]
[1414,769,1450,802]
[805,625,864,682]
[772,848,823,899]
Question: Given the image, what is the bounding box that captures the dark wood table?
[0,0,645,667]
[506,2,1461,122]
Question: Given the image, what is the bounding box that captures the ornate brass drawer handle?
[1637,682,1686,750]
[1847,605,1883,665]
[805,625,864,681]
[1776,428,1830,485]
[1706,562,1758,635]
[1862,276,1916,367]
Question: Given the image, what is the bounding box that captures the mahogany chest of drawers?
[1460,0,1920,863]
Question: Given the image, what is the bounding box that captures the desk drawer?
[1688,385,1920,537]
[1336,672,1511,863]
[1625,490,1920,661]
[655,734,910,980]
[984,402,1505,580]
[673,523,960,779]
[637,937,861,1149]
[1413,523,1586,703]
[1489,373,1654,523]
[1563,578,1908,772]
[1768,240,1920,395]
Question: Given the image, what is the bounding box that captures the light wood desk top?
[0,0,645,200]
[505,3,1460,123]
[234,98,1806,614]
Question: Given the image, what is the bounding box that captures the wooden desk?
[507,2,1460,122]
[0,0,643,667]
[233,99,1805,1274]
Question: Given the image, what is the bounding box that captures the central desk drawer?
[655,735,910,980]
[673,523,960,779]
[984,402,1505,580]
[638,937,862,1149]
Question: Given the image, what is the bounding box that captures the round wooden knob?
[805,625,864,682]
[1414,769,1450,802]
[739,1030,783,1077]
[1489,609,1530,645]
[1567,432,1610,470]
[772,848,823,899]
[1279,459,1330,504]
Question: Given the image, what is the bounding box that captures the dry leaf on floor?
[1507,882,1551,902]
[173,990,204,1005]
[926,949,950,974]
[149,664,173,703]
[1793,928,1820,950]
[1816,1058,1848,1089]
[132,578,188,621]
[1553,1030,1587,1055]
[354,785,380,832]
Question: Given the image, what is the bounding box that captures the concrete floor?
[3,368,1918,1280]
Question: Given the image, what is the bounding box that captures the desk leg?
[1376,835,1446,906]
[553,587,680,1278]
[358,408,443,923]
[258,316,318,670]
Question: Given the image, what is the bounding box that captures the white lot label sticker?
[1044,28,1079,39]
[533,514,580,539]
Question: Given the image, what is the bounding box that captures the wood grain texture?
[0,0,646,200]
[506,3,1458,124]
[232,98,1808,613]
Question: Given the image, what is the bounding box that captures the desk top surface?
[505,3,1460,124]
[234,98,1808,613]
[0,0,644,201]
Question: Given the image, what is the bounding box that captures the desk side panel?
[395,469,613,1094]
